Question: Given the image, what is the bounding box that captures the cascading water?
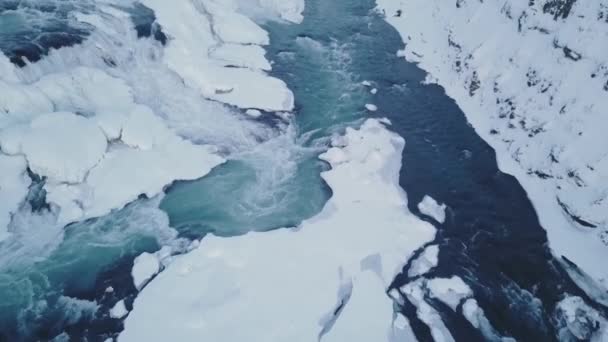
[0,1,368,340]
[1,0,606,341]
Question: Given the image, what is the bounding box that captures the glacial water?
[0,0,605,341]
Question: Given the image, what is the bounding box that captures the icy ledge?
[140,0,297,112]
[120,119,436,341]
[376,0,608,285]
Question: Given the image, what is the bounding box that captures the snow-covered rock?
[245,109,263,118]
[110,300,128,319]
[554,295,608,341]
[408,244,439,278]
[258,0,305,23]
[132,252,161,291]
[139,0,294,112]
[417,195,447,224]
[401,279,456,342]
[426,276,473,311]
[18,112,108,184]
[120,119,436,341]
[0,155,31,242]
[377,0,608,285]
[365,103,378,112]
[210,44,272,71]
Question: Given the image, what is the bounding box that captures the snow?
[140,0,294,112]
[555,296,608,341]
[110,300,128,319]
[132,252,161,291]
[245,109,263,118]
[401,279,455,342]
[210,44,272,71]
[18,112,108,184]
[390,314,418,341]
[1,103,224,226]
[0,52,19,82]
[376,0,608,286]
[426,276,473,311]
[120,119,436,341]
[462,298,515,341]
[408,244,439,278]
[121,105,173,150]
[371,88,378,95]
[399,276,476,341]
[0,155,30,242]
[417,195,447,224]
[34,67,135,116]
[78,138,223,220]
[258,0,305,23]
[365,103,378,112]
[205,2,269,45]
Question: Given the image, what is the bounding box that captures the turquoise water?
[0,1,371,340]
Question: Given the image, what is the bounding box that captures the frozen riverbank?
[375,0,608,287]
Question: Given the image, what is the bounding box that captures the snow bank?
[0,155,30,242]
[401,279,456,342]
[426,276,472,311]
[140,0,294,112]
[120,119,436,341]
[376,0,608,285]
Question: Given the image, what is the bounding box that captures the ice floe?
[132,252,161,291]
[139,0,294,112]
[408,244,439,278]
[0,0,308,234]
[417,195,447,224]
[0,155,30,242]
[245,109,263,118]
[258,0,305,23]
[110,300,128,319]
[554,295,608,341]
[18,112,108,184]
[120,119,436,341]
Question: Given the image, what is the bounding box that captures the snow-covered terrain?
[0,0,304,240]
[377,0,608,286]
[120,119,436,341]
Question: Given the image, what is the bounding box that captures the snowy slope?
[120,119,436,342]
[377,0,608,285]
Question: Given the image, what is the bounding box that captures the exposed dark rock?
[542,0,578,20]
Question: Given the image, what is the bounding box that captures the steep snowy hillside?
[377,0,608,285]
